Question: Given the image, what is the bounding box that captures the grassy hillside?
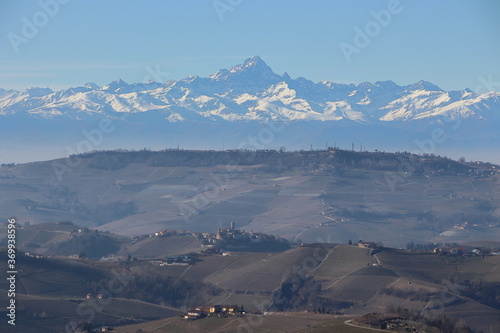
[0,149,498,248]
[1,243,499,332]
[127,245,500,332]
[0,149,499,331]
[0,292,182,333]
[112,314,378,333]
[0,221,129,259]
[120,235,203,258]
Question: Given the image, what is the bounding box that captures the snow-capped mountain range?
[1,56,500,164]
[2,56,499,123]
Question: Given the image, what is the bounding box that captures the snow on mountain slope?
[1,56,499,123]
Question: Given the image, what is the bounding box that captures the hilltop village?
[135,222,290,262]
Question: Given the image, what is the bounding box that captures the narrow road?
[369,249,381,266]
[386,278,400,288]
[344,320,388,332]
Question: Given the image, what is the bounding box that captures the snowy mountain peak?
[84,83,99,90]
[101,78,130,93]
[374,80,399,90]
[229,56,274,75]
[110,78,127,84]
[243,55,266,67]
[209,68,230,80]
[408,80,443,92]
[0,57,499,126]
[207,56,282,92]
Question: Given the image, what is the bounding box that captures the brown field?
[112,314,377,333]
[1,151,499,248]
[1,242,499,332]
[1,150,500,332]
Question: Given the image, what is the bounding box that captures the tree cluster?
[385,305,473,333]
[115,275,220,308]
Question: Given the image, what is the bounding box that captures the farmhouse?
[222,305,241,314]
[197,305,222,314]
[357,241,376,248]
[183,304,242,320]
[184,309,206,320]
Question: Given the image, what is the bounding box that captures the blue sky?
[1,0,499,91]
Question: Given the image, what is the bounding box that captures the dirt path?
[310,245,337,275]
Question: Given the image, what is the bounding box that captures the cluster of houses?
[433,246,500,256]
[183,305,244,320]
[213,222,278,244]
[146,224,286,267]
[142,222,279,249]
[132,229,199,242]
[150,254,199,266]
[471,164,498,178]
[86,293,107,300]
[451,221,499,230]
[24,252,44,259]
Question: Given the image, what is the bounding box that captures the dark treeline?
[75,148,477,176]
[381,286,435,302]
[385,305,474,333]
[224,236,291,252]
[270,274,351,313]
[113,275,220,308]
[442,278,500,310]
[49,231,123,259]
[405,242,442,251]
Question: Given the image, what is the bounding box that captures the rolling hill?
[1,242,499,332]
[1,149,499,248]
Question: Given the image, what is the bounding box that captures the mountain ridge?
[1,56,498,123]
[1,56,500,165]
